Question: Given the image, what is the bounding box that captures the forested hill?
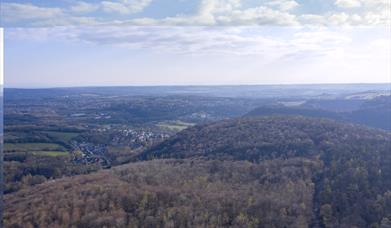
[349,95,391,130]
[4,117,391,227]
[245,95,391,131]
[137,117,391,227]
[139,116,390,162]
[245,106,344,123]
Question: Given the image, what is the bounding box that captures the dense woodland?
[246,95,391,130]
[4,155,100,194]
[4,116,391,228]
[5,159,320,228]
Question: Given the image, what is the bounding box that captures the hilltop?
[139,116,389,161]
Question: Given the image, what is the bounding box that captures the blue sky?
[1,0,390,26]
[1,0,390,87]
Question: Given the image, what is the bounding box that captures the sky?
[1,0,391,87]
[1,0,390,27]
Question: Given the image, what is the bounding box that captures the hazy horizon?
[3,82,391,89]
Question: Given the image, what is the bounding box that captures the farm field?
[4,143,67,152]
[157,120,195,131]
[41,131,79,142]
[31,151,69,157]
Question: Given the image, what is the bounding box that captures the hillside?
[4,117,391,228]
[5,159,320,227]
[245,106,344,123]
[349,96,391,130]
[140,116,389,161]
[245,96,391,131]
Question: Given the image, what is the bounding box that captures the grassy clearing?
[42,131,79,142]
[4,143,66,152]
[157,121,195,131]
[32,151,69,157]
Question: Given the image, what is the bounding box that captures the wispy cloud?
[1,3,64,21]
[1,0,390,27]
[5,26,390,86]
[335,0,362,8]
[70,1,100,14]
[5,26,359,59]
[101,0,152,14]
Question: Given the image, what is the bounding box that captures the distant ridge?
[245,95,391,131]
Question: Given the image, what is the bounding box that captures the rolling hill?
[245,96,391,131]
[4,117,391,228]
[139,116,389,161]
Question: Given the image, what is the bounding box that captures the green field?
[32,151,69,157]
[5,143,66,152]
[42,131,79,142]
[157,121,195,131]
